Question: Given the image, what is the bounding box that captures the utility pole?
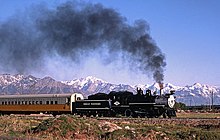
[189,98,192,107]
[211,90,214,111]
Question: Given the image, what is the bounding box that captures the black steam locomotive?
[72,88,176,118]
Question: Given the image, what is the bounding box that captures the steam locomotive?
[73,88,176,118]
[0,88,176,118]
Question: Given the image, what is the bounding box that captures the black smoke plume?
[0,1,166,83]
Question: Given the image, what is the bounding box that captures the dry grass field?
[0,113,220,139]
[177,112,220,118]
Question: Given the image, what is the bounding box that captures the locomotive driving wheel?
[124,109,133,117]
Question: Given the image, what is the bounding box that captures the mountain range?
[0,74,219,106]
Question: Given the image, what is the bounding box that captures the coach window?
[40,101,42,104]
[32,101,35,105]
[36,101,39,104]
[46,101,49,104]
[55,101,58,104]
[18,101,20,105]
[2,102,4,105]
[15,101,17,105]
[51,101,53,104]
[25,101,28,105]
[29,101,31,105]
[5,101,7,105]
[11,101,14,105]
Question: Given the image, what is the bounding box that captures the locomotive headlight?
[168,95,175,108]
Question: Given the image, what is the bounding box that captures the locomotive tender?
[0,88,176,118]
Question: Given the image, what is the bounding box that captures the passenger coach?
[0,93,83,115]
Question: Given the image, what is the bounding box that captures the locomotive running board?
[129,103,156,105]
[75,108,110,110]
[153,105,165,107]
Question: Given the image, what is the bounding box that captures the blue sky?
[0,0,220,86]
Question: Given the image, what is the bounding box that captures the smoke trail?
[0,15,43,74]
[0,1,166,83]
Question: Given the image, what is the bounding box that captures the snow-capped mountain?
[0,74,219,105]
[0,74,76,94]
[0,74,24,86]
[62,76,135,95]
[173,83,220,106]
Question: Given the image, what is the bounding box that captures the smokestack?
[0,1,166,83]
[159,83,163,96]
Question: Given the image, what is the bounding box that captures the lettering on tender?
[91,103,101,105]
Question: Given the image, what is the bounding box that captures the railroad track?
[97,117,220,120]
[6,114,220,127]
[9,114,220,122]
[95,117,220,127]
